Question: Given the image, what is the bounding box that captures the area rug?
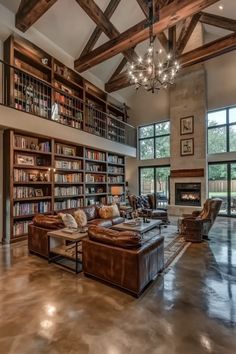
[141,224,191,270]
[162,224,191,269]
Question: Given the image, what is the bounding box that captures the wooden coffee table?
[47,228,88,274]
[112,219,162,235]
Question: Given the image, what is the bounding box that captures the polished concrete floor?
[0,218,236,354]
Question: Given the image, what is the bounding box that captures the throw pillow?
[59,213,78,229]
[111,203,120,217]
[74,209,87,227]
[99,205,114,219]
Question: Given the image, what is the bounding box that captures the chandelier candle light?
[128,0,180,93]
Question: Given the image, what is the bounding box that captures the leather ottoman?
[82,226,164,297]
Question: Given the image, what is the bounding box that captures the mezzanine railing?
[0,59,136,147]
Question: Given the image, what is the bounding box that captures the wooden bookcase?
[3,129,126,244]
[4,34,127,142]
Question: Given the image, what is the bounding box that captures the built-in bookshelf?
[3,130,125,243]
[4,34,128,144]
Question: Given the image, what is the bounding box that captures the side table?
[47,229,88,274]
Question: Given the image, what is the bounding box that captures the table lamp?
[111,186,123,203]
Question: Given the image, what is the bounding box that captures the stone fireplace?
[175,183,201,206]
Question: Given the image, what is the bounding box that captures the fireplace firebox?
[175,183,201,206]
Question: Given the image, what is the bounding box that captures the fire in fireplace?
[175,183,201,206]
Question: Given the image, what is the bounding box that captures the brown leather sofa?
[128,193,168,223]
[28,205,124,258]
[83,226,164,297]
[180,198,222,242]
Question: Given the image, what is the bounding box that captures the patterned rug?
[162,224,191,269]
[140,224,191,270]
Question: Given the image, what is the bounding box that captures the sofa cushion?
[99,204,120,219]
[88,219,113,228]
[59,213,78,229]
[74,209,87,227]
[140,195,150,209]
[33,214,64,229]
[88,226,142,249]
[112,216,125,225]
[80,205,98,221]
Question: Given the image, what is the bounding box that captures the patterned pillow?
[59,213,78,229]
[99,206,114,219]
[74,209,87,227]
[99,205,120,219]
[136,196,144,209]
[141,195,150,209]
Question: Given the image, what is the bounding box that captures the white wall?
[126,88,170,194]
[206,50,236,111]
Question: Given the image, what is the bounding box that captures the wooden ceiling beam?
[105,31,236,92]
[80,0,121,57]
[15,0,57,32]
[200,12,236,32]
[108,57,128,83]
[76,0,138,64]
[176,13,201,55]
[75,0,220,72]
[179,30,236,66]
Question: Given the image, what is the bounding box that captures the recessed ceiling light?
[219,5,224,10]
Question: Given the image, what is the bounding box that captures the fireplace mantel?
[170,169,204,178]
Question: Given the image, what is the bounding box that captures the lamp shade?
[111,186,123,196]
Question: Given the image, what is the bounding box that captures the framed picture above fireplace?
[180,116,194,135]
[180,138,194,156]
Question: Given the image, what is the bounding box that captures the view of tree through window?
[139,121,170,160]
[140,166,170,207]
[208,108,236,154]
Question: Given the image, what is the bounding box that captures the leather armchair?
[180,198,222,242]
[128,194,168,224]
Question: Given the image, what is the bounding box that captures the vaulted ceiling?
[1,0,236,96]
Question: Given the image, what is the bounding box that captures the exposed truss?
[15,0,236,93]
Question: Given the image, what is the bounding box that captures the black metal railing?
[0,59,136,147]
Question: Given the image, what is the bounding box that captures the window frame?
[207,106,236,154]
[139,165,170,200]
[138,121,170,160]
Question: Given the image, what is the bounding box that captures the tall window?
[139,121,170,160]
[139,166,170,207]
[208,107,236,154]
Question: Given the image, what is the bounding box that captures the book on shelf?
[108,176,124,183]
[108,166,124,174]
[54,199,84,211]
[13,186,49,199]
[85,150,106,161]
[54,186,83,197]
[54,173,82,183]
[108,155,124,164]
[14,169,50,183]
[85,174,106,183]
[55,160,81,170]
[85,162,104,172]
[13,220,31,236]
[55,144,76,156]
[14,135,51,152]
[13,201,51,216]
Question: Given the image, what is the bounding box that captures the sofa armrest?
[192,210,201,217]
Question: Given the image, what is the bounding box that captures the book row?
[85,150,106,161]
[54,173,83,183]
[54,199,84,211]
[13,201,51,216]
[55,160,82,170]
[54,186,83,197]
